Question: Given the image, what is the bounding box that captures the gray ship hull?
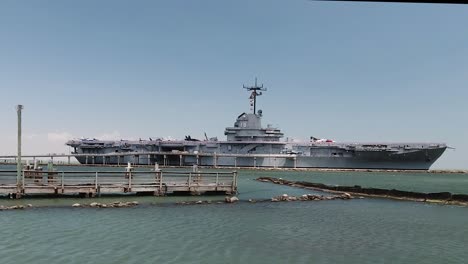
[72,145,445,170]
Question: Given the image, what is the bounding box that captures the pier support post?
[95,172,98,190]
[126,163,133,192]
[188,172,192,189]
[68,156,70,165]
[156,166,163,195]
[254,157,257,168]
[179,155,183,167]
[163,155,167,166]
[232,171,238,193]
[153,163,162,195]
[61,172,65,192]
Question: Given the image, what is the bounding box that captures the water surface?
[1,165,467,264]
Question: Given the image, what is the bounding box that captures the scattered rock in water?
[177,200,221,205]
[248,199,256,203]
[341,192,353,199]
[225,196,239,203]
[0,204,32,210]
[0,204,26,210]
[73,201,140,208]
[114,202,125,208]
[270,193,353,203]
[306,194,323,201]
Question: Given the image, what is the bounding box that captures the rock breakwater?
[257,177,468,206]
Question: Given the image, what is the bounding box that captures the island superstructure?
[66,80,446,170]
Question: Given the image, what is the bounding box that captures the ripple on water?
[0,201,467,264]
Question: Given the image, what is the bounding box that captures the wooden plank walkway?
[0,169,237,198]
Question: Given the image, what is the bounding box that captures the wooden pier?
[0,168,237,198]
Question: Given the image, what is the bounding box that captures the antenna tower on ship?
[243,77,267,114]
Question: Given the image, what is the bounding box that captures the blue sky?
[0,0,467,169]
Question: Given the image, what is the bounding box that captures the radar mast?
[243,78,267,115]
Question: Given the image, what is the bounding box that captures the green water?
[1,165,467,264]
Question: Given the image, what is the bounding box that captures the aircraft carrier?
[66,80,447,170]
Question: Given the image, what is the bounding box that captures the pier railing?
[0,169,237,198]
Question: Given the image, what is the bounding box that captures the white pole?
[16,105,23,188]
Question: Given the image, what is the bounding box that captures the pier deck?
[0,169,237,198]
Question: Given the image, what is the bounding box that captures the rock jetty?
[257,177,468,206]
